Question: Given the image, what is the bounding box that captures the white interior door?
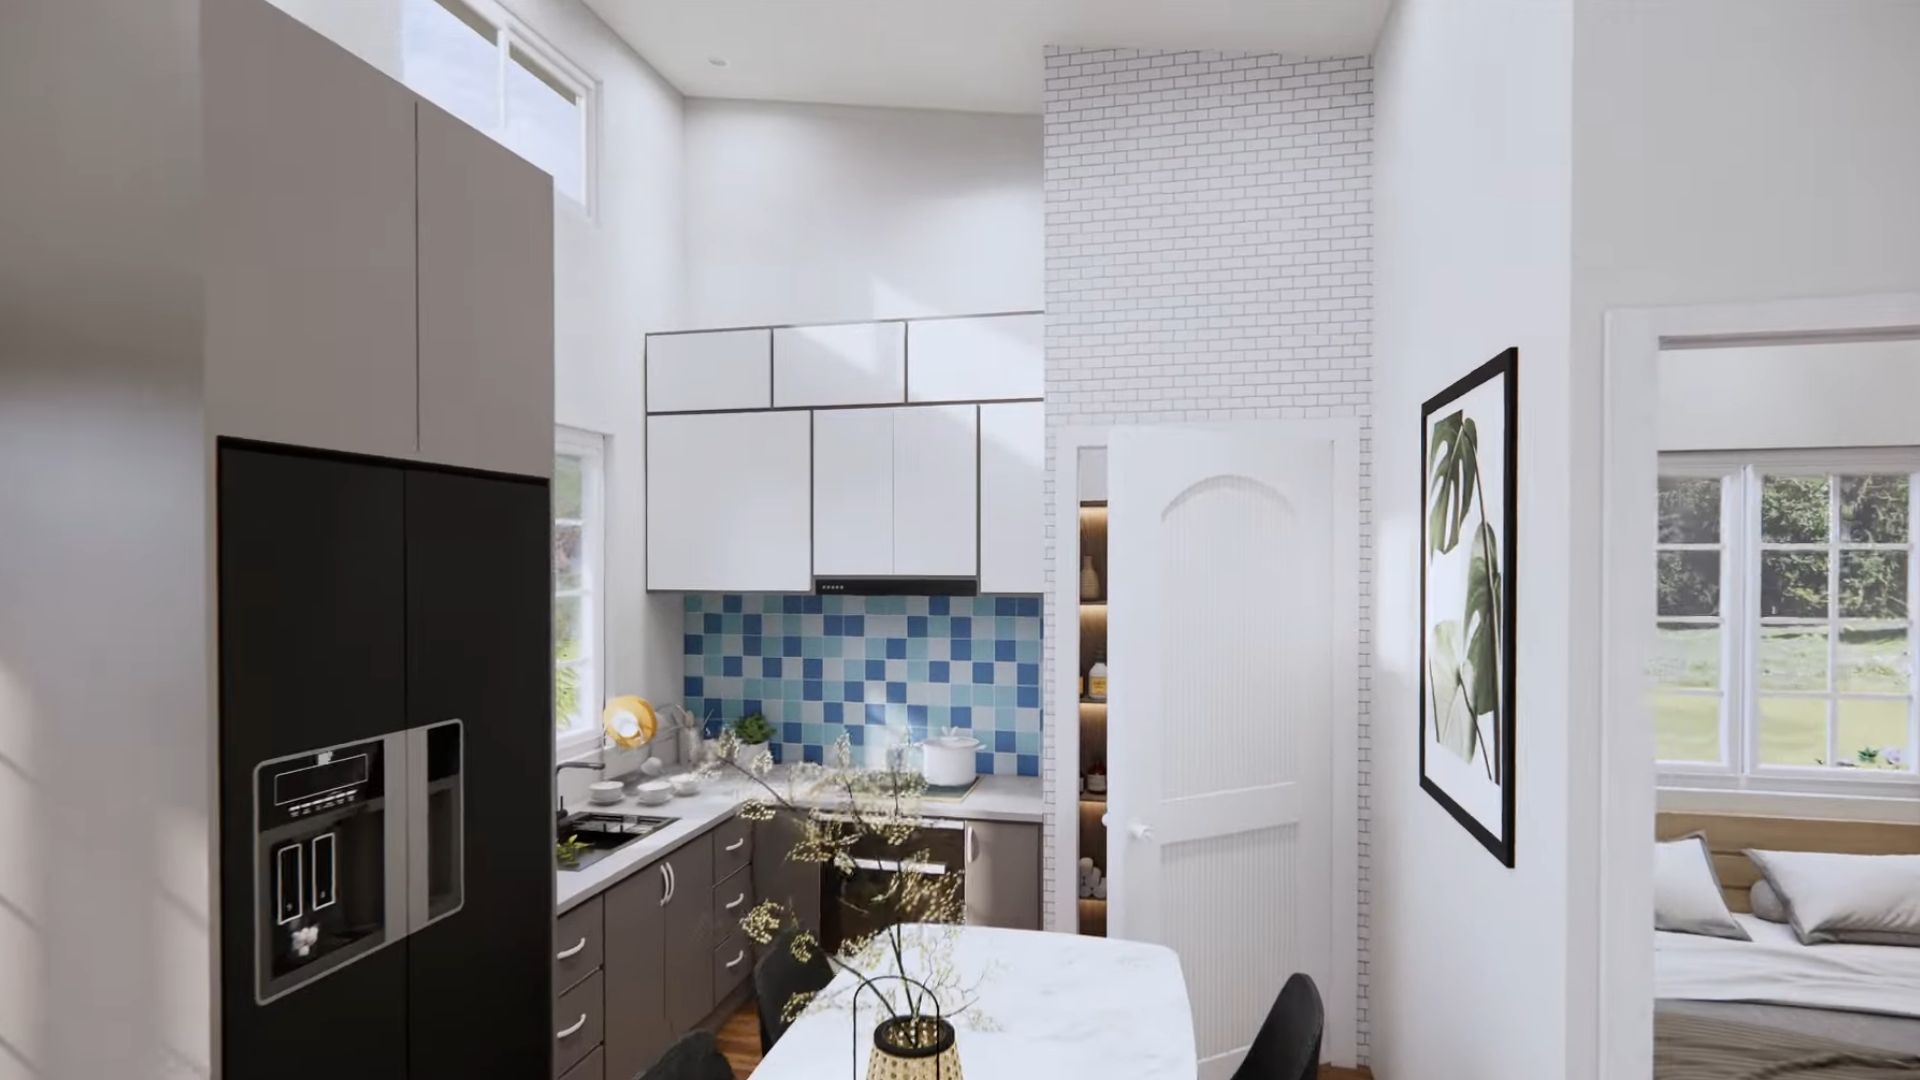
[1108,422,1339,1080]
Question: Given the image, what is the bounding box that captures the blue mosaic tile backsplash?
[682,593,1043,776]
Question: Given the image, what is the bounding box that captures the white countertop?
[756,923,1197,1080]
[555,768,1043,914]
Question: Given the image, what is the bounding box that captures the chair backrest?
[754,928,837,1055]
[635,1030,734,1080]
[1231,972,1324,1080]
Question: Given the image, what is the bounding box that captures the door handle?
[556,1013,588,1040]
[724,949,746,970]
[724,891,746,911]
[556,936,588,961]
[659,863,674,907]
[1128,822,1155,842]
[724,837,746,853]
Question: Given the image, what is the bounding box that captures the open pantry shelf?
[1076,500,1108,937]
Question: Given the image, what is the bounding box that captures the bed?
[1654,811,1920,1078]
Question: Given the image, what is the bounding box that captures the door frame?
[1048,419,1361,1066]
[1595,292,1920,1080]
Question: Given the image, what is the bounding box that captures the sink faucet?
[556,760,605,815]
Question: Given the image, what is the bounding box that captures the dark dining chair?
[634,1030,734,1080]
[754,927,836,1054]
[1230,972,1324,1080]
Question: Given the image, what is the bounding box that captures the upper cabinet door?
[647,412,812,591]
[416,102,555,478]
[892,405,978,577]
[979,402,1045,594]
[813,409,895,576]
[774,323,906,407]
[907,315,1043,403]
[203,0,418,459]
[647,330,772,413]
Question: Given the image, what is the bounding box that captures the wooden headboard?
[1656,811,1920,913]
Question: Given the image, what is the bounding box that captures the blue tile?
[908,616,928,638]
[684,676,703,697]
[723,595,742,613]
[1017,663,1039,686]
[783,722,803,743]
[886,682,906,704]
[1017,685,1039,708]
[996,639,1016,662]
[951,617,972,638]
[783,636,801,657]
[803,744,824,764]
[686,594,705,613]
[762,656,782,677]
[804,596,823,614]
[804,680,823,701]
[743,613,763,635]
[770,744,784,764]
[744,635,762,657]
[994,730,1017,753]
[824,614,843,636]
[845,615,864,637]
[1016,754,1039,777]
[723,655,743,677]
[908,704,928,726]
[842,681,863,702]
[952,639,972,661]
[684,634,704,655]
[865,659,886,681]
[1017,597,1041,618]
[930,660,950,683]
[864,704,887,726]
[996,597,1018,616]
[972,662,994,685]
[704,613,722,634]
[825,702,844,723]
[975,751,995,775]
[951,706,972,729]
[886,638,906,659]
[784,596,802,614]
[744,698,763,716]
[931,595,950,615]
[803,658,824,679]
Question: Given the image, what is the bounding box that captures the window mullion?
[1827,473,1841,768]
[1741,465,1761,775]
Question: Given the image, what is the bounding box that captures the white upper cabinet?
[204,0,419,459]
[892,406,978,577]
[812,410,895,576]
[979,402,1045,594]
[647,411,812,592]
[415,101,554,478]
[907,314,1044,403]
[647,330,772,413]
[774,323,906,407]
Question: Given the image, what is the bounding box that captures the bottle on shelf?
[1080,554,1102,601]
[1087,655,1108,702]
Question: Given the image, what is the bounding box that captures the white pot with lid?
[920,734,982,788]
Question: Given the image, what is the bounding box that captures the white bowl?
[634,780,672,807]
[669,774,698,797]
[587,780,625,805]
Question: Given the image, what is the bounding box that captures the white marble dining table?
[750,923,1197,1080]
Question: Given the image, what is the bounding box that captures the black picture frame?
[1418,347,1519,867]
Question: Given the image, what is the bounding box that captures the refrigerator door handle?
[407,719,466,935]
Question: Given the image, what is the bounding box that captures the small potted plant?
[731,712,775,771]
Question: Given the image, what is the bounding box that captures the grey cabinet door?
[963,821,1041,930]
[753,810,824,950]
[661,837,716,1032]
[603,863,672,1080]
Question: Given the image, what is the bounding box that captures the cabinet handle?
[659,863,673,907]
[967,827,979,864]
[555,936,588,961]
[724,838,746,853]
[557,1013,588,1040]
[724,891,746,911]
[724,950,746,970]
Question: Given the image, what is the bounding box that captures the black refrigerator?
[217,440,552,1079]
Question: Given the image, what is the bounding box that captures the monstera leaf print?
[1428,411,1478,555]
[1428,621,1477,761]
[1428,410,1504,780]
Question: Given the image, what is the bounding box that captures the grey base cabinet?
[963,821,1042,931]
[603,863,672,1080]
[662,836,716,1034]
[753,810,823,952]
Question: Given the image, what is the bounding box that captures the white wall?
[0,2,213,1078]
[1369,2,1576,1079]
[683,99,1042,328]
[1572,3,1920,1072]
[1660,339,1920,451]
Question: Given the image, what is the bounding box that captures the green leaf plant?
[1428,410,1505,783]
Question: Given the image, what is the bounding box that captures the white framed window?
[554,427,606,752]
[401,0,595,210]
[1656,449,1920,795]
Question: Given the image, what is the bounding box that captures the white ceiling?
[581,0,1391,116]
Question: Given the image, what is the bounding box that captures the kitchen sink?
[555,811,675,872]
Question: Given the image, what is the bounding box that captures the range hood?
[815,577,979,597]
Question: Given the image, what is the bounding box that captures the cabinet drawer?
[555,895,604,995]
[713,816,754,882]
[774,322,905,407]
[906,314,1043,402]
[712,864,756,945]
[558,1046,603,1080]
[646,329,771,413]
[553,969,603,1079]
[713,934,753,1001]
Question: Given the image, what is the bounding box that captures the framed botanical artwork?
[1419,348,1518,866]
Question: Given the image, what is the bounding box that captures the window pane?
[1836,699,1909,771]
[1658,477,1721,544]
[554,522,584,590]
[556,661,585,732]
[1654,692,1721,763]
[505,46,584,202]
[1658,551,1720,617]
[1840,475,1909,543]
[1652,622,1719,689]
[1838,622,1911,693]
[554,595,583,658]
[1761,475,1830,543]
[1839,550,1907,619]
[1758,624,1828,691]
[402,0,500,133]
[554,452,584,519]
[1758,696,1830,766]
[1760,551,1828,618]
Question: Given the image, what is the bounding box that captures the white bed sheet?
[1657,914,1920,1019]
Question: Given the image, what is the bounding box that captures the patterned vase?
[866,1016,963,1080]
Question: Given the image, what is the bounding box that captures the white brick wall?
[1040,46,1375,1060]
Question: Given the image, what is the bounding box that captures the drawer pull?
[724,838,746,853]
[724,949,746,970]
[555,936,588,961]
[724,892,747,911]
[556,1013,588,1040]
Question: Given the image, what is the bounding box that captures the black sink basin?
[555,811,676,872]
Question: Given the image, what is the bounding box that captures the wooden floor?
[716,1000,1372,1079]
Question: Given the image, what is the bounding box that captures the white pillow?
[1749,877,1789,924]
[1655,834,1750,941]
[1748,849,1920,947]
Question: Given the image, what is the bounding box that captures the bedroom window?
[1657,451,1920,790]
